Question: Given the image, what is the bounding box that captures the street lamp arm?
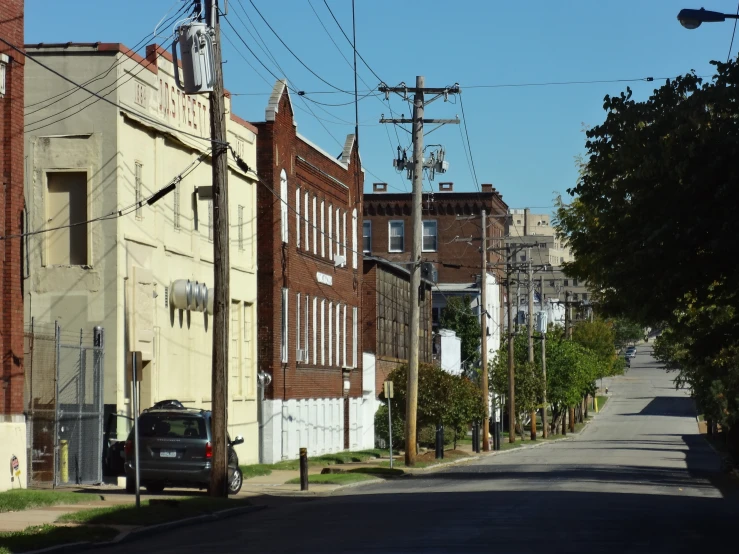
[678,7,739,29]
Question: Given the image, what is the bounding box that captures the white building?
[24,43,260,463]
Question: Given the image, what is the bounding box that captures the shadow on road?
[621,396,696,417]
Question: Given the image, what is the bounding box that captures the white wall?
[360,353,378,450]
[0,418,27,491]
[261,398,344,464]
[439,329,462,375]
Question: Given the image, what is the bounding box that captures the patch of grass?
[240,464,273,479]
[0,490,95,514]
[285,473,377,485]
[270,449,389,471]
[0,524,118,554]
[596,396,608,410]
[57,497,252,526]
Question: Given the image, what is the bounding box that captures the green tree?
[572,319,622,379]
[607,318,644,350]
[439,296,481,374]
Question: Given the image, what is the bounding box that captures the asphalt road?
[99,346,739,553]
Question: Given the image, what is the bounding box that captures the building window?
[520,255,526,262]
[582,293,588,301]
[296,292,301,361]
[244,302,254,395]
[135,161,143,220]
[573,279,579,287]
[352,306,358,368]
[281,288,289,363]
[312,196,317,255]
[342,304,347,366]
[280,170,288,243]
[560,256,564,263]
[320,200,326,257]
[296,187,301,248]
[422,220,437,252]
[208,200,213,242]
[305,295,310,363]
[363,220,371,253]
[549,280,555,287]
[328,204,333,260]
[313,297,318,365]
[238,205,244,251]
[342,211,347,260]
[46,172,88,266]
[304,191,309,252]
[231,301,243,396]
[389,220,404,252]
[335,208,341,258]
[328,301,333,367]
[320,299,326,365]
[564,280,569,286]
[352,209,358,268]
[335,303,341,367]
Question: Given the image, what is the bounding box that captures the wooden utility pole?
[207,0,229,498]
[540,274,548,438]
[506,247,516,443]
[379,80,459,466]
[480,210,490,451]
[527,252,536,440]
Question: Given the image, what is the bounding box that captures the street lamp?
[677,7,739,29]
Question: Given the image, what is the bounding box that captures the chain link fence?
[24,321,105,487]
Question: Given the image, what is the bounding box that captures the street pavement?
[97,346,739,553]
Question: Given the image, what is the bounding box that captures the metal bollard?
[299,448,309,491]
[435,425,442,459]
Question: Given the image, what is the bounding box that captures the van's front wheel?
[228,467,243,495]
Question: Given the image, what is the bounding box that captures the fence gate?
[24,321,105,487]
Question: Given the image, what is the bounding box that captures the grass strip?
[285,473,376,485]
[0,524,118,554]
[57,497,252,526]
[0,490,95,513]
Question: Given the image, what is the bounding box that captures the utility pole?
[207,0,229,498]
[379,79,459,465]
[540,274,548,438]
[527,251,536,440]
[506,247,516,443]
[480,210,490,451]
[565,290,572,340]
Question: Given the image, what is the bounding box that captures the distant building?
[363,182,508,371]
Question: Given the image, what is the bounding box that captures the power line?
[25,39,175,133]
[458,93,480,192]
[0,37,224,145]
[1,152,210,241]
[24,2,190,114]
[729,2,739,62]
[246,0,354,95]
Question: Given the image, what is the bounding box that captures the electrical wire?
[729,2,739,62]
[0,37,224,145]
[458,93,480,192]
[24,2,190,113]
[245,0,354,95]
[25,39,175,133]
[1,151,210,241]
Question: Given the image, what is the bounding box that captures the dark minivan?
[124,405,243,494]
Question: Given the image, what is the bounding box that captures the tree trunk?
[570,406,575,433]
[584,395,589,420]
[562,408,567,436]
[530,410,537,440]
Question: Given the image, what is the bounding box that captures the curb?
[24,505,268,554]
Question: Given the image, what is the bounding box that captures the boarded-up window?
[46,172,87,266]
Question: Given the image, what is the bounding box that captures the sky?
[23,0,739,214]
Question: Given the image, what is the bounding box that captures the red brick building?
[363,182,508,372]
[362,256,433,396]
[254,81,365,462]
[0,0,25,490]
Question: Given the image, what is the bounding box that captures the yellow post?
[594,397,599,413]
[60,440,69,483]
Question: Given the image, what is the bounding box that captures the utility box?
[172,22,215,94]
[421,262,438,283]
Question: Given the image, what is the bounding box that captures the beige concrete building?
[24,43,259,463]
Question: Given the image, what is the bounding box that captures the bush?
[417,425,455,448]
[374,404,404,449]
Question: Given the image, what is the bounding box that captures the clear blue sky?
[24,0,739,213]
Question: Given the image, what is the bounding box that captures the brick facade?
[363,183,508,286]
[0,0,24,416]
[255,81,363,406]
